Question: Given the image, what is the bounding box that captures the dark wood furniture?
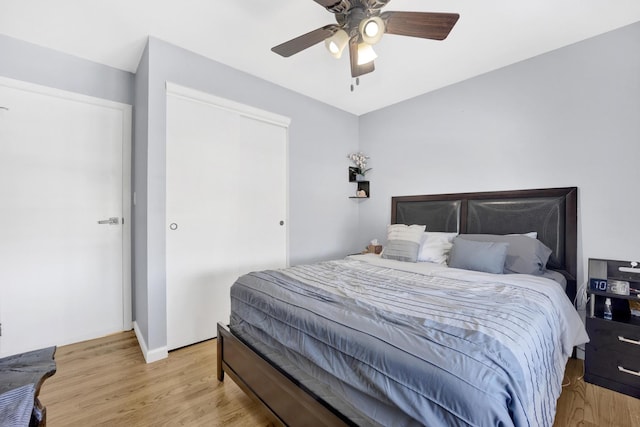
[217,323,353,427]
[216,187,579,426]
[585,317,640,397]
[585,258,640,397]
[0,346,56,426]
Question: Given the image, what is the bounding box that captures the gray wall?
[358,22,640,292]
[0,34,133,105]
[132,42,150,345]
[134,37,360,353]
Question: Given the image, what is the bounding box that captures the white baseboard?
[133,321,168,363]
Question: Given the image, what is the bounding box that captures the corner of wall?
[133,321,168,363]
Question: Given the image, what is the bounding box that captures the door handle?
[97,217,120,225]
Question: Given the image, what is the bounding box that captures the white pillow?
[508,232,538,239]
[418,232,458,264]
[422,232,458,244]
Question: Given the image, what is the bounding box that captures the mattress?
[229,255,588,427]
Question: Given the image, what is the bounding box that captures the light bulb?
[357,43,377,65]
[324,29,349,59]
[364,20,379,38]
[359,16,384,45]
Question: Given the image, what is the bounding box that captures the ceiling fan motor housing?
[333,0,386,31]
[325,0,390,14]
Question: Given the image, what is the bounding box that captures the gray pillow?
[448,238,509,274]
[457,234,552,275]
[381,224,425,263]
[381,240,421,263]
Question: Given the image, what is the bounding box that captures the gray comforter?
[230,258,588,427]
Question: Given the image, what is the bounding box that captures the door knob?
[97,217,119,225]
[169,223,178,230]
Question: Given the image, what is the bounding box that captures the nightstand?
[584,258,640,398]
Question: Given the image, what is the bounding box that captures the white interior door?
[166,84,288,350]
[0,78,131,357]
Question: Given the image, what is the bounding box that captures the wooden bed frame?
[217,187,578,427]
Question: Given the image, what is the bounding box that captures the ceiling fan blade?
[349,37,375,78]
[381,11,459,40]
[272,25,339,57]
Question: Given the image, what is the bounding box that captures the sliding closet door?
[166,85,288,350]
[235,115,288,272]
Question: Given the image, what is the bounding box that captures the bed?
[217,187,588,426]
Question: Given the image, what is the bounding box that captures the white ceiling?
[1,0,640,115]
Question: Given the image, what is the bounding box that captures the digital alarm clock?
[589,278,608,292]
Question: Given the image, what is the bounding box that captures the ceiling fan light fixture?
[271,2,460,80]
[357,43,377,65]
[324,29,349,59]
[359,16,384,45]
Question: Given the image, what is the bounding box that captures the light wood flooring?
[40,331,273,426]
[39,331,640,426]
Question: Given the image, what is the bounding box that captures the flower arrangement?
[347,152,371,177]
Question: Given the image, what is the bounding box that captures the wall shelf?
[349,180,369,199]
[348,167,370,198]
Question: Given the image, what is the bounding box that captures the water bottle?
[604,298,613,320]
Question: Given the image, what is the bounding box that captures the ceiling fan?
[271,0,459,78]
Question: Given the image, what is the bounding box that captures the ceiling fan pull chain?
[350,78,356,92]
[350,76,362,92]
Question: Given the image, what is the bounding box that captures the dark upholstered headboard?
[391,187,578,301]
